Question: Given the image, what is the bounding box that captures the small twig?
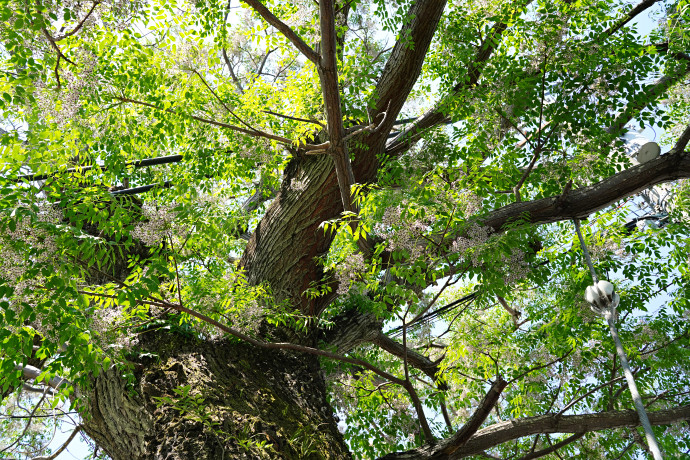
[55,1,100,41]
[262,109,325,127]
[221,48,244,94]
[31,425,83,460]
[42,29,76,66]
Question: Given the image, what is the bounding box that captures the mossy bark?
[81,330,351,460]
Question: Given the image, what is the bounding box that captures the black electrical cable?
[13,154,184,183]
[387,290,479,337]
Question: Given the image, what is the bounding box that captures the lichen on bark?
[82,330,351,460]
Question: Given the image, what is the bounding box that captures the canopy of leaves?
[0,0,690,458]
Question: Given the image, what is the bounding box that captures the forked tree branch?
[514,432,585,460]
[380,404,690,459]
[385,0,531,156]
[241,0,320,64]
[379,377,508,459]
[54,1,101,41]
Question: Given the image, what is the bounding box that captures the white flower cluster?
[450,223,493,266]
[131,202,188,246]
[373,205,429,260]
[457,190,483,217]
[90,307,134,351]
[34,49,99,128]
[0,201,63,289]
[335,252,366,295]
[500,248,530,285]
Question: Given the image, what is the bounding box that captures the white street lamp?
[575,219,663,459]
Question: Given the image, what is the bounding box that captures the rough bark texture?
[81,330,350,460]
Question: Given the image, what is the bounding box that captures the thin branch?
[32,426,83,460]
[0,389,49,454]
[55,2,100,41]
[495,107,536,150]
[385,0,532,156]
[262,109,325,127]
[607,62,690,135]
[221,48,244,94]
[256,47,276,76]
[240,0,319,63]
[189,69,258,133]
[76,289,406,386]
[515,432,584,460]
[558,375,626,416]
[113,95,299,146]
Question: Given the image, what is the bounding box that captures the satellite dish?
[636,142,660,163]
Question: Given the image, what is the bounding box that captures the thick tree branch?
[479,136,690,232]
[368,0,448,146]
[379,377,508,460]
[603,0,660,37]
[372,331,446,389]
[379,404,690,459]
[385,2,528,156]
[240,0,320,64]
[15,364,67,390]
[318,0,355,212]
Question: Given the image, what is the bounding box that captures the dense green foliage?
[0,0,690,458]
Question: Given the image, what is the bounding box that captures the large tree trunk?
[81,330,350,460]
